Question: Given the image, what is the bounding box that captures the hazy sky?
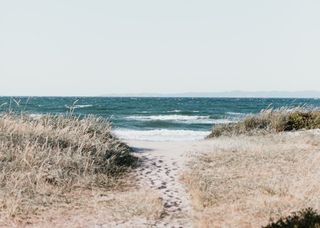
[0,0,319,96]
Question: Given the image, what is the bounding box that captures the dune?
[126,129,320,227]
[185,130,320,227]
[2,112,320,227]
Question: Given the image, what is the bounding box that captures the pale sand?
[126,139,214,228]
[19,139,210,228]
[125,130,320,227]
[20,131,320,227]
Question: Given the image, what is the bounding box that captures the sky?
[0,0,319,96]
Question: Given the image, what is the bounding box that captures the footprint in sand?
[131,142,193,227]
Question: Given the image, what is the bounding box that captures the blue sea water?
[1,97,320,141]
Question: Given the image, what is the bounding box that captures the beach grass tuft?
[0,113,137,220]
[208,107,320,138]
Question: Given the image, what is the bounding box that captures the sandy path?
[20,140,214,228]
[128,140,204,228]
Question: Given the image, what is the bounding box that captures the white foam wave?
[226,112,246,116]
[210,119,237,124]
[125,115,236,124]
[183,119,236,124]
[29,114,44,119]
[65,104,93,109]
[167,110,182,113]
[125,115,209,121]
[166,110,200,113]
[113,129,210,141]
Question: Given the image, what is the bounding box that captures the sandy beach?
[1,113,320,227]
[120,139,215,227]
[2,0,320,226]
[121,129,320,227]
[128,140,197,227]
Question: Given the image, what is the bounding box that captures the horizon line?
[0,90,320,99]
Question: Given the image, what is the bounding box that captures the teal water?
[1,97,319,141]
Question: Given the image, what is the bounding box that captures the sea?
[1,97,320,141]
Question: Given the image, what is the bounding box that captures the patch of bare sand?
[128,140,203,228]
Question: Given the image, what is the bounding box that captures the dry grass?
[209,108,320,138]
[0,113,138,223]
[185,130,320,227]
[16,188,164,227]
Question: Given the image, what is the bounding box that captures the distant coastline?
[1,91,320,98]
[100,91,320,99]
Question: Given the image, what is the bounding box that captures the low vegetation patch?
[0,113,137,221]
[208,108,320,138]
[264,208,320,228]
[184,131,320,227]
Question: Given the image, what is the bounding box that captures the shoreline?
[1,111,320,227]
[114,130,210,142]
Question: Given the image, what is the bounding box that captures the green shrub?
[263,208,320,228]
[286,112,313,131]
[208,108,320,138]
[311,113,320,128]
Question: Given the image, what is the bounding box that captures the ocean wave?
[210,119,237,124]
[65,104,93,109]
[125,114,209,121]
[167,110,182,113]
[113,129,210,141]
[226,112,246,116]
[167,110,200,113]
[29,113,44,119]
[124,115,236,124]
